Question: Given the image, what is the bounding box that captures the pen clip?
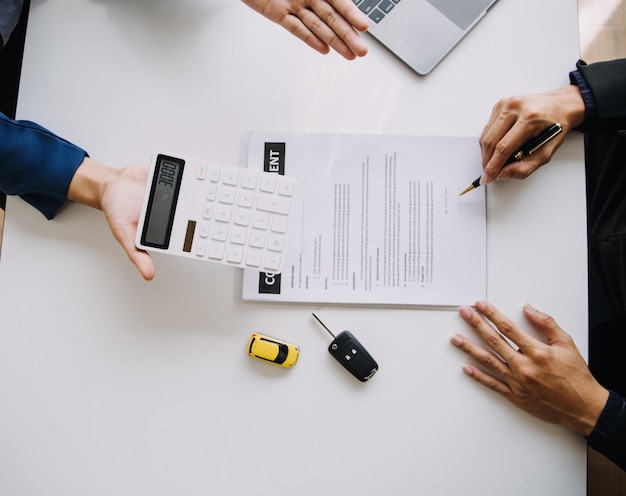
[526,123,563,156]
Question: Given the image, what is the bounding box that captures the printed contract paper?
[243,133,486,306]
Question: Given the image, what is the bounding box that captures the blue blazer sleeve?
[0,112,87,219]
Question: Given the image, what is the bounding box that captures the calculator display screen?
[141,155,184,249]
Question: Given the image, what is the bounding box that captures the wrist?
[67,157,117,210]
[556,84,586,130]
[570,384,610,436]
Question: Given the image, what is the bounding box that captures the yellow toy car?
[247,333,300,368]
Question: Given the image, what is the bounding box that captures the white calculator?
[135,152,296,273]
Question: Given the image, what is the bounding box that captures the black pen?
[460,123,563,196]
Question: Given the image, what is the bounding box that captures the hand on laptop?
[67,158,155,281]
[451,301,608,436]
[242,0,369,60]
[478,85,585,185]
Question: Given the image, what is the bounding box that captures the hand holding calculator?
[135,152,297,273]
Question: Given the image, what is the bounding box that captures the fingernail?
[459,306,472,320]
[462,365,474,376]
[524,303,536,313]
[479,173,491,186]
[451,334,463,346]
[475,300,487,311]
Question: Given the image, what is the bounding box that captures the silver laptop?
[358,0,498,75]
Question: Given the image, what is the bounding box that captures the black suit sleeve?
[573,59,626,131]
[587,390,626,471]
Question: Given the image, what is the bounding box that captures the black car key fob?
[312,314,378,382]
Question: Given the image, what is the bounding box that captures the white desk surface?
[1,0,587,494]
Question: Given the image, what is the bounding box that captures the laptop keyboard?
[353,0,401,24]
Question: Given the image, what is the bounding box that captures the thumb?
[523,303,568,345]
[114,226,155,281]
[129,249,155,281]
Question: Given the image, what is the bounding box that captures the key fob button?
[328,331,379,382]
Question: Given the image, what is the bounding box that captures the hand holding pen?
[462,85,586,195]
[461,123,562,195]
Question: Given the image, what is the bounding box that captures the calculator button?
[196,241,207,257]
[237,190,255,208]
[227,246,244,264]
[203,205,213,219]
[233,209,251,226]
[199,222,210,238]
[208,243,225,260]
[278,179,295,197]
[206,184,217,201]
[259,175,277,193]
[219,187,236,205]
[249,232,266,248]
[222,169,239,186]
[214,205,232,223]
[252,212,269,230]
[209,166,221,182]
[197,165,207,180]
[271,216,288,234]
[263,253,281,272]
[256,194,291,215]
[211,225,229,242]
[246,249,263,267]
[241,172,258,189]
[267,235,284,252]
[230,227,247,245]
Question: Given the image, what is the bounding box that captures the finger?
[480,120,544,185]
[523,303,570,346]
[474,301,536,353]
[459,305,519,363]
[479,101,516,171]
[328,24,367,58]
[281,15,331,55]
[327,0,369,32]
[461,362,513,397]
[314,0,369,56]
[450,333,510,379]
[494,159,542,181]
[298,8,359,59]
[493,134,566,182]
